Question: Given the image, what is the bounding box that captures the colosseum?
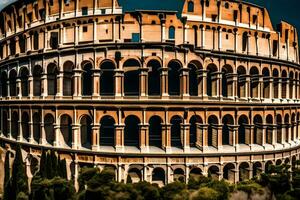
[0,0,299,187]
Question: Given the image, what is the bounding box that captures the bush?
[192,187,219,200]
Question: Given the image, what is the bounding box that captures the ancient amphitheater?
[0,0,299,186]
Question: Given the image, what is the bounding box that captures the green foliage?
[192,187,219,200]
[133,181,160,200]
[160,181,189,200]
[3,151,12,200]
[39,149,47,178]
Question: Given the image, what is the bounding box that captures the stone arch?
[273,69,279,98]
[208,165,219,180]
[276,114,282,143]
[265,160,274,173]
[223,163,235,183]
[250,66,259,98]
[168,60,182,96]
[276,159,282,165]
[238,115,249,144]
[123,59,141,96]
[124,115,140,147]
[291,113,296,141]
[284,114,290,142]
[189,115,203,147]
[148,59,161,96]
[44,113,55,145]
[11,111,19,139]
[127,168,142,183]
[9,69,17,97]
[173,168,185,182]
[152,167,165,186]
[100,115,115,147]
[33,65,43,96]
[207,63,218,97]
[80,115,93,149]
[282,70,288,99]
[0,71,8,97]
[262,68,270,98]
[149,115,163,148]
[222,64,233,97]
[33,112,41,143]
[222,114,234,145]
[170,115,183,148]
[239,162,250,181]
[100,59,116,96]
[60,114,72,147]
[188,60,202,96]
[47,63,59,96]
[266,114,273,144]
[81,62,93,96]
[237,66,246,98]
[242,31,248,52]
[189,167,202,179]
[253,162,262,177]
[21,112,30,141]
[208,115,219,148]
[253,115,263,145]
[19,67,29,97]
[63,61,75,96]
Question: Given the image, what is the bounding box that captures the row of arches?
[2,111,300,149]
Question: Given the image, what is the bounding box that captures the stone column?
[245,76,251,99]
[54,124,60,147]
[93,20,98,43]
[218,27,222,51]
[73,69,82,98]
[200,26,205,48]
[92,69,100,98]
[161,19,166,42]
[92,124,100,150]
[18,109,22,141]
[181,68,189,99]
[6,40,10,57]
[41,73,48,98]
[201,70,208,100]
[17,79,22,98]
[217,125,223,151]
[269,77,274,100]
[216,72,222,99]
[139,68,148,98]
[232,73,238,99]
[162,123,171,152]
[258,76,263,100]
[28,109,34,143]
[40,109,46,145]
[114,69,124,98]
[278,78,282,99]
[72,124,80,149]
[74,24,79,45]
[15,36,20,54]
[202,124,209,152]
[28,75,33,99]
[115,124,125,152]
[44,29,48,50]
[161,68,169,98]
[139,123,149,152]
[182,123,190,152]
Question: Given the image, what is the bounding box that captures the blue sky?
[0,0,299,34]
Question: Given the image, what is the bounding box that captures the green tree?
[192,187,219,200]
[3,151,12,200]
[39,149,47,178]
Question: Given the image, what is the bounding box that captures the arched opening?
[276,160,282,165]
[208,115,218,148]
[124,59,140,96]
[11,111,19,139]
[250,67,259,98]
[173,168,185,182]
[100,116,115,146]
[276,114,282,144]
[0,72,8,97]
[47,63,59,96]
[21,112,30,141]
[262,68,270,99]
[273,69,279,98]
[33,31,39,50]
[284,114,290,142]
[169,26,175,40]
[207,64,218,97]
[170,115,183,148]
[44,114,55,145]
[2,111,8,137]
[208,165,219,180]
[282,70,287,99]
[82,62,93,96]
[124,115,140,147]
[289,72,294,99]
[239,162,250,181]
[188,1,194,12]
[80,115,92,149]
[222,65,233,97]
[253,115,263,145]
[189,115,202,147]
[60,114,72,147]
[149,115,162,148]
[253,162,262,177]
[63,61,74,96]
[168,60,181,96]
[100,60,115,96]
[242,32,248,52]
[148,60,161,96]
[189,168,202,180]
[127,168,142,183]
[9,70,17,97]
[189,61,201,96]
[33,112,41,143]
[237,66,246,98]
[152,168,165,186]
[33,65,43,96]
[266,115,273,144]
[291,113,296,141]
[20,68,29,97]
[265,161,273,174]
[223,163,235,183]
[238,115,249,144]
[222,114,234,145]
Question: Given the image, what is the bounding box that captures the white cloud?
[0,0,17,11]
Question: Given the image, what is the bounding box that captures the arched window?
[169,26,175,40]
[1,72,8,97]
[124,115,140,147]
[60,114,72,147]
[80,115,92,149]
[262,68,270,99]
[100,60,115,96]
[282,70,287,99]
[2,111,8,137]
[237,66,246,98]
[82,62,93,96]
[222,115,234,145]
[276,114,282,144]
[168,60,181,96]
[44,114,55,145]
[253,115,263,145]
[20,68,29,97]
[124,59,140,96]
[266,115,273,144]
[33,65,43,96]
[148,60,161,96]
[33,31,39,50]
[242,32,248,52]
[238,115,249,144]
[284,114,290,142]
[47,63,58,96]
[223,163,235,182]
[273,69,279,98]
[9,70,17,97]
[189,115,202,147]
[170,115,183,147]
[222,65,233,97]
[189,61,201,96]
[207,64,218,97]
[188,1,194,12]
[152,168,165,186]
[100,116,115,146]
[11,111,19,139]
[149,116,162,148]
[250,67,259,98]
[33,112,41,143]
[21,112,30,141]
[208,115,218,147]
[289,72,294,99]
[63,61,74,96]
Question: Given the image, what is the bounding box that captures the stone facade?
[0,0,300,186]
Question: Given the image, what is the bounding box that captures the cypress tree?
[60,159,67,179]
[11,145,28,199]
[50,150,58,177]
[46,151,53,179]
[3,151,12,200]
[39,149,47,178]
